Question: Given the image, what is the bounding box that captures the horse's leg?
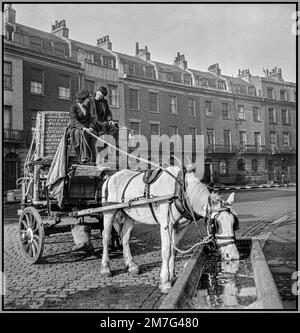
[160,222,172,294]
[100,210,116,277]
[122,215,139,275]
[169,224,189,284]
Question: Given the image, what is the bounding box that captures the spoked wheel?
[18,207,45,264]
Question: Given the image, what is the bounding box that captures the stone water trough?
[160,238,283,310]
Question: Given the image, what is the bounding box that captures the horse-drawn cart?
[18,111,120,264]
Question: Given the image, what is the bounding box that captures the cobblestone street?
[3,188,296,310]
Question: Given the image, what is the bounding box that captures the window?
[233,85,241,94]
[130,121,140,135]
[251,159,258,174]
[253,106,260,122]
[222,103,230,119]
[218,81,225,90]
[149,92,158,113]
[170,96,177,114]
[85,52,93,63]
[129,89,139,110]
[280,90,287,101]
[30,68,43,95]
[201,79,208,87]
[169,126,178,137]
[268,108,276,123]
[108,85,118,106]
[283,133,291,147]
[166,73,174,82]
[150,123,160,136]
[281,109,289,124]
[183,75,192,85]
[58,74,70,100]
[270,132,278,151]
[30,37,43,52]
[144,66,154,79]
[237,158,245,171]
[103,56,114,68]
[4,61,12,89]
[224,130,231,147]
[239,131,246,147]
[4,105,12,129]
[237,105,245,120]
[54,43,65,57]
[219,160,228,175]
[205,101,213,116]
[195,77,201,87]
[267,87,274,99]
[94,54,101,65]
[84,79,95,94]
[189,127,197,151]
[128,63,136,75]
[248,86,256,96]
[254,132,261,148]
[207,129,214,147]
[187,98,195,116]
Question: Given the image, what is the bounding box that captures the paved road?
[3,188,296,310]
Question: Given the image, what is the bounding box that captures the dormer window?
[195,76,201,87]
[166,73,174,82]
[144,65,155,79]
[233,85,241,94]
[30,37,43,52]
[280,90,287,101]
[103,56,114,68]
[183,74,192,85]
[201,79,208,87]
[84,52,93,63]
[54,42,66,57]
[248,86,256,96]
[94,53,101,65]
[218,81,225,90]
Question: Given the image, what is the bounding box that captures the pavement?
[2,187,297,310]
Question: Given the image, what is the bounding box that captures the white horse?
[100,166,239,293]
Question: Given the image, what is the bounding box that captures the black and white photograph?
[1,0,298,321]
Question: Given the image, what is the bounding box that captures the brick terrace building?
[3,5,82,191]
[3,5,296,189]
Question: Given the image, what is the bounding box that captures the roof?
[152,61,187,74]
[70,39,113,57]
[16,23,68,44]
[114,51,149,64]
[189,69,225,81]
[221,75,253,86]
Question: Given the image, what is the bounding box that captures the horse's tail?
[102,175,112,203]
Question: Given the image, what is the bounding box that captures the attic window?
[54,43,66,57]
[144,65,154,79]
[94,54,101,65]
[218,81,225,90]
[201,79,208,87]
[248,86,256,96]
[30,37,43,51]
[166,73,174,82]
[233,85,241,94]
[103,56,113,68]
[183,75,192,85]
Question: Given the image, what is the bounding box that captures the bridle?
[205,201,240,253]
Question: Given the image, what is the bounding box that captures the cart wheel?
[18,207,45,264]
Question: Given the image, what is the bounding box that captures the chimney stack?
[208,63,221,76]
[263,66,283,81]
[51,19,69,38]
[5,4,16,25]
[135,42,151,61]
[97,35,112,50]
[173,52,187,70]
[237,68,251,82]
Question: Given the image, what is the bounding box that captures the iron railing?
[205,145,238,153]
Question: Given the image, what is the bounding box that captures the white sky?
[13,2,296,82]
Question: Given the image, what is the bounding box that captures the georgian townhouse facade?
[3,4,296,189]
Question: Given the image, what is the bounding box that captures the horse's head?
[207,192,240,261]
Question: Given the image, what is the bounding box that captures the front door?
[4,160,17,191]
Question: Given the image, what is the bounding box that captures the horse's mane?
[185,171,211,217]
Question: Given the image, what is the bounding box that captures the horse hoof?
[128,265,140,275]
[100,267,111,277]
[160,282,172,294]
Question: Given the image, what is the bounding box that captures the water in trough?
[192,244,258,309]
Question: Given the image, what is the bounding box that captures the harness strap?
[148,203,159,224]
[104,176,111,201]
[121,172,142,203]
